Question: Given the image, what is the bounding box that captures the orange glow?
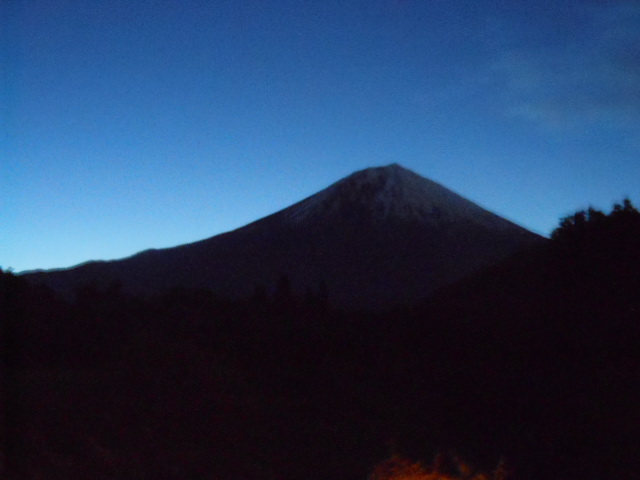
[369,454,508,480]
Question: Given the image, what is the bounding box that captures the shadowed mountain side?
[22,165,544,309]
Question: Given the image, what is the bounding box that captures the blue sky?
[3,0,640,272]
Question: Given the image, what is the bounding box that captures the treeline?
[0,265,383,480]
[1,199,639,480]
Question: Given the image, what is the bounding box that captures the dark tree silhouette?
[551,198,639,242]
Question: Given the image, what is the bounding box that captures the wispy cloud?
[487,2,640,130]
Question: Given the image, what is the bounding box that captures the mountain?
[22,164,544,308]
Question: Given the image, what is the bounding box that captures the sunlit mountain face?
[22,164,544,309]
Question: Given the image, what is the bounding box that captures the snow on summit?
[283,164,516,230]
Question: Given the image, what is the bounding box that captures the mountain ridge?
[21,164,544,308]
[247,164,527,230]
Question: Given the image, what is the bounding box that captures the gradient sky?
[3,0,640,272]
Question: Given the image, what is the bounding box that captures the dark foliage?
[408,199,640,479]
[2,200,639,479]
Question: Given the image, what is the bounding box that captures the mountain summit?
[23,164,544,308]
[282,163,521,229]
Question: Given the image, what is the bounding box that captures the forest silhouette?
[1,200,639,480]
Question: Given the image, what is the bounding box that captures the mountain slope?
[22,164,544,308]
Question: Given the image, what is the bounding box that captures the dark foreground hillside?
[2,200,639,480]
[404,200,640,480]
